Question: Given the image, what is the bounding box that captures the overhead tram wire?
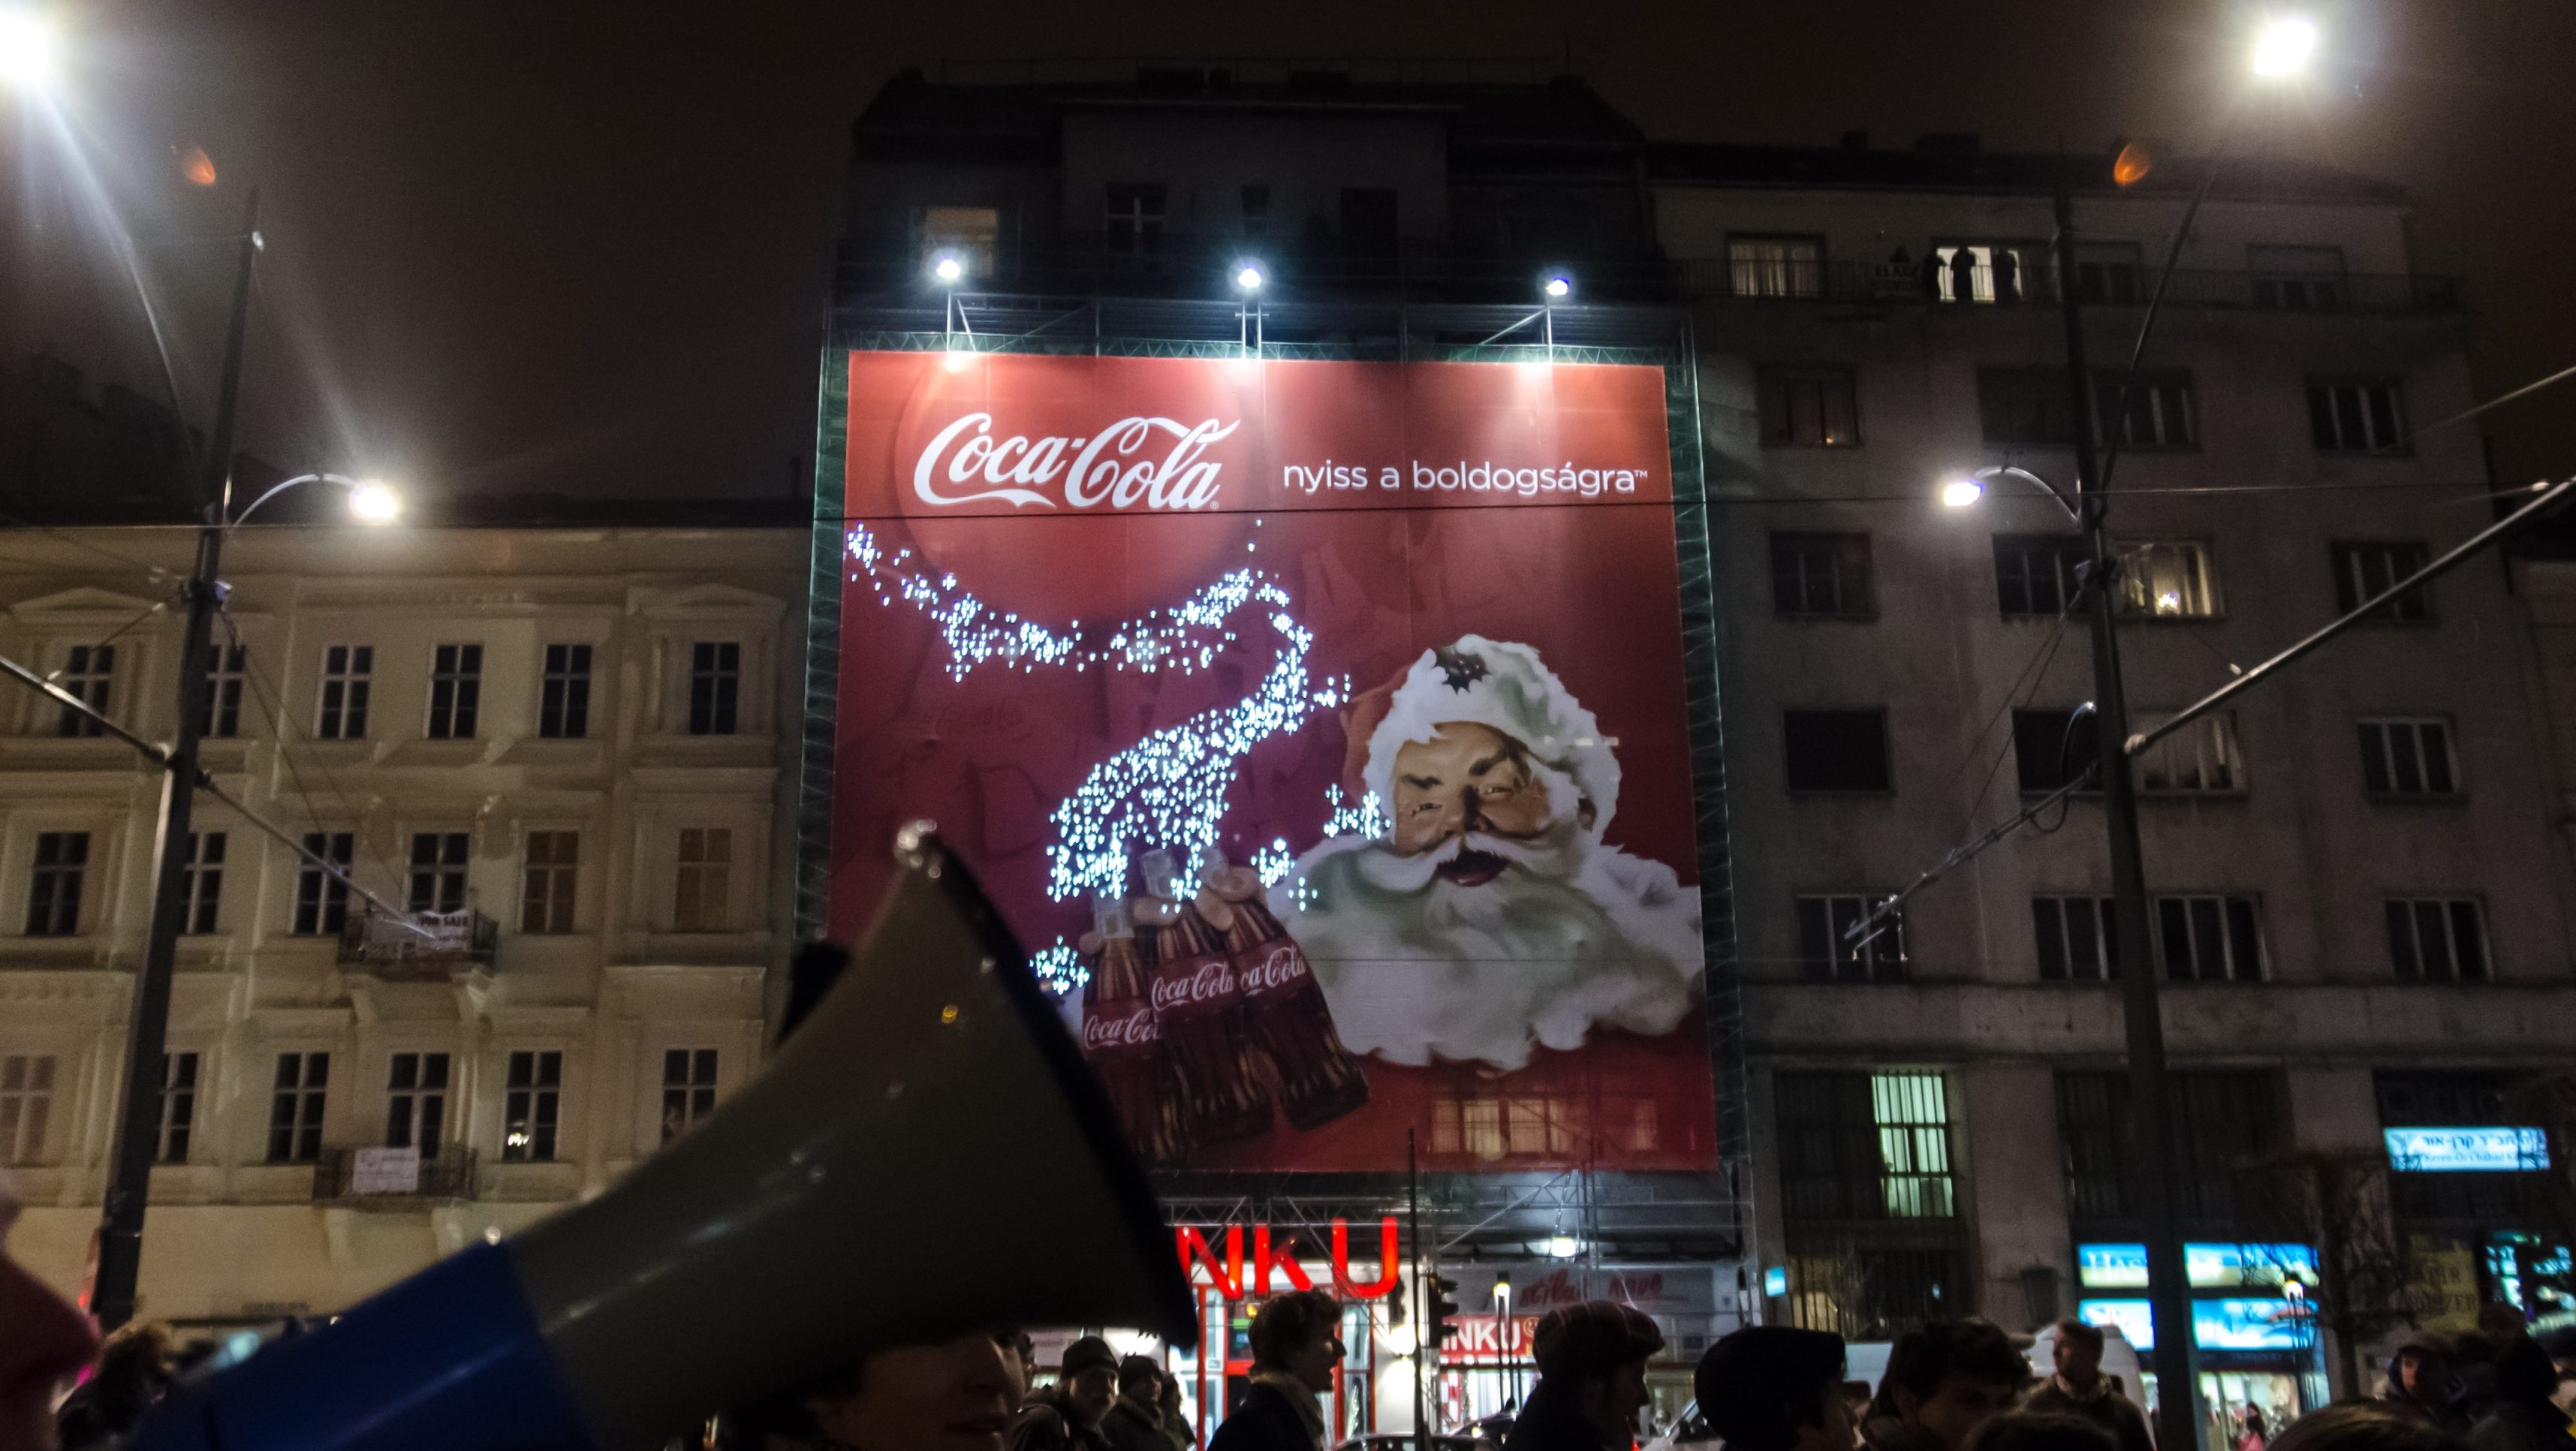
[218,607,411,900]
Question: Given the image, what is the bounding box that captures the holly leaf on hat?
[1433,646,1489,692]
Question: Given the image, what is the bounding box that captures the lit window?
[2118,541,2219,618]
[503,1049,562,1161]
[661,1049,719,1144]
[1728,236,1823,298]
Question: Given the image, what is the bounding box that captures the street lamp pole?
[2051,180,2202,1449]
[92,186,258,1333]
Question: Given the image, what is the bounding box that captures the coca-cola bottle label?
[1149,951,1237,1025]
[1234,938,1314,1004]
[1081,1002,1158,1060]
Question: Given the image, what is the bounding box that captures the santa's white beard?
[1269,822,1704,1070]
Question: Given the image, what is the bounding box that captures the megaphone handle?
[128,1242,598,1451]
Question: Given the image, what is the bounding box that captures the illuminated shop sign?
[2076,1242,2318,1289]
[2384,1127,2551,1173]
[2077,1297,2315,1352]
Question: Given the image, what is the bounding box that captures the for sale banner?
[830,351,1714,1172]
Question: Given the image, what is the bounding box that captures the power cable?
[218,607,410,904]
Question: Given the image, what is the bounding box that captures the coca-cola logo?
[1083,1005,1157,1053]
[1149,954,1237,1017]
[913,412,1238,511]
[1237,942,1311,999]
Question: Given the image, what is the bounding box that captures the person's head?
[2391,1340,2451,1399]
[1960,1413,2116,1451]
[1533,1301,1667,1444]
[1118,1356,1164,1408]
[1248,1290,1345,1395]
[1059,1338,1122,1426]
[1868,1321,2027,1451]
[0,1167,98,1451]
[1693,1326,1852,1451]
[769,1331,1023,1451]
[2475,1302,2528,1344]
[999,1330,1038,1392]
[2049,1320,2104,1384]
[2266,1405,2466,1451]
[2494,1336,2562,1406]
[2243,1408,2269,1436]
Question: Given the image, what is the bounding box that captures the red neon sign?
[1173,1216,1400,1301]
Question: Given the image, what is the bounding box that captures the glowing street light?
[0,5,60,91]
[1941,477,1987,508]
[2252,15,2318,78]
[931,251,964,284]
[347,479,402,524]
[1542,273,1571,300]
[1235,263,1265,292]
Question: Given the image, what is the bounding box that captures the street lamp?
[1541,273,1571,300]
[2252,16,2319,78]
[232,472,402,528]
[1938,465,2080,521]
[0,5,59,91]
[931,251,965,284]
[1234,262,1265,293]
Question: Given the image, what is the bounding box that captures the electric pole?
[92,188,258,1333]
[2053,181,2203,1450]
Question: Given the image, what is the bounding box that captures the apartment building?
[1657,134,2576,1416]
[0,506,801,1325]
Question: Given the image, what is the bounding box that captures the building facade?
[0,514,802,1328]
[1656,135,2576,1424]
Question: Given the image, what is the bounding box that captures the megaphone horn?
[134,822,1195,1451]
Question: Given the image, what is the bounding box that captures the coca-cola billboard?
[830,351,1716,1173]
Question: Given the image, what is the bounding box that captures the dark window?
[1796,895,1907,982]
[25,831,88,936]
[155,1051,198,1164]
[426,643,482,739]
[408,832,469,914]
[662,1049,719,1144]
[294,832,354,935]
[2155,895,2266,981]
[1978,367,2079,445]
[2094,372,2198,449]
[2057,1070,2285,1224]
[385,1051,450,1149]
[673,827,733,932]
[2359,718,2458,796]
[1728,236,1824,298]
[520,832,578,934]
[1104,184,1165,257]
[181,831,224,935]
[503,1049,562,1162]
[539,644,592,739]
[317,645,372,739]
[56,645,112,736]
[0,1055,53,1166]
[2309,379,2408,453]
[2032,896,2119,980]
[1994,534,2087,618]
[2387,899,2489,983]
[1758,367,1861,447]
[201,643,246,739]
[1770,532,1876,618]
[2074,242,2144,304]
[2249,245,2346,309]
[689,643,740,736]
[1774,1072,1955,1221]
[2333,542,2433,622]
[2013,707,2101,796]
[267,1052,328,1163]
[1339,188,1398,270]
[1783,709,1890,792]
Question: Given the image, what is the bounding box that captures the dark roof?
[1648,137,2406,204]
[852,67,1644,170]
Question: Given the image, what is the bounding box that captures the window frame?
[1103,183,1168,259]
[425,643,484,741]
[1726,233,1826,299]
[2308,378,2410,454]
[1781,708,1893,794]
[2092,370,2200,451]
[155,1050,200,1164]
[181,830,226,934]
[1993,534,2088,619]
[2132,711,2246,796]
[2154,893,2268,983]
[503,1049,564,1162]
[408,831,471,915]
[520,830,580,935]
[384,1049,451,1151]
[1794,893,1909,983]
[267,1050,329,1164]
[538,643,593,740]
[2358,715,2462,798]
[294,831,355,936]
[661,1048,719,1144]
[672,826,736,932]
[0,1053,56,1166]
[1756,366,1863,449]
[2032,894,2120,981]
[201,643,246,739]
[1768,531,1877,620]
[316,644,373,740]
[2117,540,2222,620]
[2386,896,2490,983]
[55,643,113,737]
[688,641,742,736]
[2331,541,2434,624]
[26,830,90,937]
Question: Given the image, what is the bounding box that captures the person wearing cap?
[1692,1326,1857,1451]
[2021,1321,2151,1451]
[2380,1337,2470,1433]
[1011,1336,1122,1451]
[1859,1321,2026,1451]
[1506,1300,1667,1451]
[1101,1356,1170,1451]
[1213,1290,1345,1451]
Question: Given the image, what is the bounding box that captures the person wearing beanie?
[1101,1356,1170,1451]
[1213,1290,1344,1451]
[1011,1337,1121,1451]
[1506,1301,1667,1451]
[2379,1337,2469,1434]
[1692,1326,1855,1451]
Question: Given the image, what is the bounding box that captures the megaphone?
[133,822,1195,1451]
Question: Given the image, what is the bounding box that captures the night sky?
[9,0,2574,504]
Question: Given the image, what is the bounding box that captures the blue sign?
[1763,1266,1788,1297]
[2075,1242,2317,1290]
[2077,1298,2315,1353]
[2385,1127,2551,1173]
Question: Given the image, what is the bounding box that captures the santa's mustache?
[1350,826,1581,894]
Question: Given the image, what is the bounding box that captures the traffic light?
[1428,1273,1462,1348]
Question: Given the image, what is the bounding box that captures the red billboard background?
[830,351,1714,1172]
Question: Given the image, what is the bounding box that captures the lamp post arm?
[1980,465,2083,524]
[229,472,357,529]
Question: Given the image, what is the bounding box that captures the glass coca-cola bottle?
[1081,893,1186,1162]
[1139,850,1271,1145]
[1209,862,1370,1130]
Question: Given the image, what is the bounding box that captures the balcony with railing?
[312,1144,478,1207]
[336,902,498,975]
[1682,256,2457,312]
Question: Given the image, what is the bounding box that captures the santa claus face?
[1389,722,1569,881]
